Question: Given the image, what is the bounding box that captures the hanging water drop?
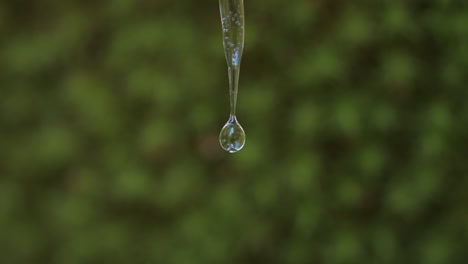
[220,115,245,153]
[218,0,246,153]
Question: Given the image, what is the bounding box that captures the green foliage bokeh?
[1,0,468,263]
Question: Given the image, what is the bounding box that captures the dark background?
[1,0,468,263]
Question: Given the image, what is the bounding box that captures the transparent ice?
[218,0,246,153]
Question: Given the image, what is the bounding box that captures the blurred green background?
[1,0,468,263]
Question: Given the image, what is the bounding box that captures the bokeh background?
[1,0,468,263]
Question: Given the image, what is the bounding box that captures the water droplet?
[219,116,245,153]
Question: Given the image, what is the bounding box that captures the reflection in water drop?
[219,115,245,153]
